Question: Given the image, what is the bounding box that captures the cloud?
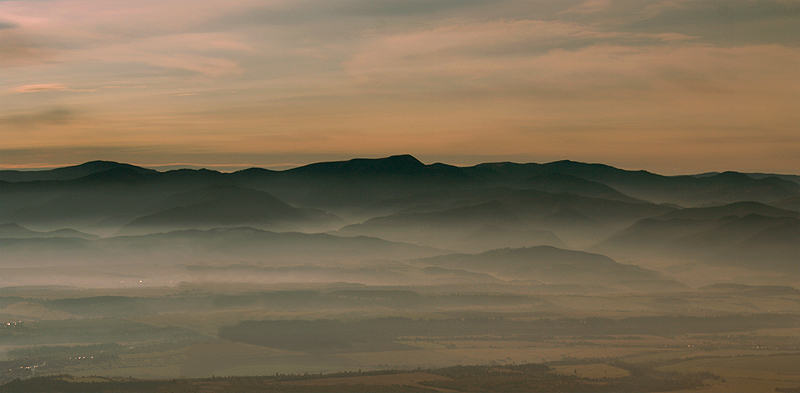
[10,84,73,93]
[0,29,53,66]
[0,1,797,174]
[341,15,797,100]
[0,1,254,75]
[625,1,800,47]
[332,0,473,17]
[561,0,611,15]
[0,19,17,29]
[2,108,75,128]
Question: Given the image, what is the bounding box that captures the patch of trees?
[0,375,168,393]
[1,374,438,392]
[422,362,713,392]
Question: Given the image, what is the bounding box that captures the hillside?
[2,155,796,286]
[118,185,341,234]
[414,246,676,288]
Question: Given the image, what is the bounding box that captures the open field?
[656,354,799,393]
[2,283,798,392]
[0,362,728,393]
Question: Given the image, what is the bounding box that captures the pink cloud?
[8,84,108,93]
[10,84,74,93]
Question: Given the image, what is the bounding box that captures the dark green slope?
[0,160,156,182]
[594,201,798,254]
[3,156,796,234]
[0,227,447,268]
[458,225,567,253]
[118,185,341,234]
[462,161,798,206]
[655,201,798,220]
[675,214,798,252]
[1,167,235,229]
[516,173,644,203]
[414,246,672,286]
[593,205,799,274]
[771,196,800,211]
[591,217,733,256]
[337,200,525,250]
[0,223,99,239]
[708,221,799,273]
[339,187,675,248]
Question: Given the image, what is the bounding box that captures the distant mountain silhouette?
[2,155,797,283]
[0,223,99,240]
[676,214,798,252]
[289,154,429,177]
[0,161,156,182]
[516,173,644,203]
[1,167,234,230]
[5,155,800,293]
[338,186,674,247]
[464,160,664,189]
[707,221,799,273]
[592,217,730,256]
[414,246,675,288]
[118,185,341,235]
[462,161,798,206]
[660,172,798,206]
[336,200,525,250]
[279,155,475,208]
[770,196,800,212]
[593,205,799,274]
[693,172,800,185]
[654,201,798,220]
[457,225,567,253]
[1,227,447,268]
[594,201,797,255]
[540,205,601,227]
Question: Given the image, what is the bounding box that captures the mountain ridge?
[4,156,797,185]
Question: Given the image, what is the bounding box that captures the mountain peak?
[289,154,428,177]
[385,154,423,164]
[67,161,155,175]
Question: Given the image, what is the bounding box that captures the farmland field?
[2,284,798,392]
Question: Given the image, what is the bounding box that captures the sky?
[1,0,798,174]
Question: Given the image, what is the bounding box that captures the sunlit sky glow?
[2,0,798,174]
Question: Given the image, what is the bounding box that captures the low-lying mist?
[1,157,798,391]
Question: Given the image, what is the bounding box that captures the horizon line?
[1,156,799,177]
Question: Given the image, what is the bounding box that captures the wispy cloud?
[0,1,254,75]
[8,84,147,94]
[0,19,18,29]
[561,0,611,15]
[2,108,75,127]
[343,18,790,102]
[10,84,89,93]
[0,1,797,174]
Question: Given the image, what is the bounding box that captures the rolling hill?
[592,201,799,275]
[118,185,341,235]
[413,246,679,289]
[0,227,447,268]
[2,155,796,286]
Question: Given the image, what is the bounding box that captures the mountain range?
[2,155,797,288]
